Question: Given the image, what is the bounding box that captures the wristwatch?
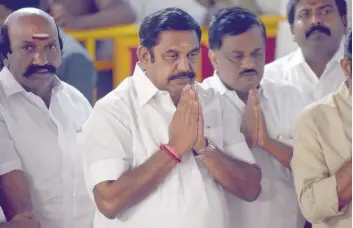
[195,138,216,160]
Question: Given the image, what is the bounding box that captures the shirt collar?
[287,38,345,69]
[0,67,26,97]
[0,66,64,98]
[132,63,159,107]
[212,71,269,100]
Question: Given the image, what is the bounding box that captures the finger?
[178,85,191,107]
[189,87,196,100]
[191,101,199,136]
[197,100,204,133]
[253,104,261,145]
[12,212,34,221]
[253,89,261,104]
[189,100,199,122]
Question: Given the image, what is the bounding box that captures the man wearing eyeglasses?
[291,29,352,228]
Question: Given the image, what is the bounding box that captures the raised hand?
[241,89,259,147]
[193,94,206,152]
[168,85,199,156]
[241,89,269,148]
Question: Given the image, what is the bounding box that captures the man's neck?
[302,45,339,78]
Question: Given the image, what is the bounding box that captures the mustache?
[24,64,57,78]
[305,24,331,39]
[169,71,195,80]
[239,69,258,76]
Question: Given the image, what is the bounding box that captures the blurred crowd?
[1,0,351,103]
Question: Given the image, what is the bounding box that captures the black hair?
[345,28,352,60]
[139,7,202,62]
[0,0,40,11]
[0,23,63,68]
[287,0,347,26]
[208,7,267,50]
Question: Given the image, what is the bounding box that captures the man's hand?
[169,85,199,156]
[336,159,352,208]
[193,94,206,152]
[241,89,259,147]
[2,219,40,228]
[241,89,269,148]
[1,212,40,228]
[11,212,34,221]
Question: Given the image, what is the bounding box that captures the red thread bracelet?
[160,144,181,163]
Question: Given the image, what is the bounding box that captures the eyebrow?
[299,3,333,12]
[21,39,56,44]
[317,4,334,10]
[165,47,200,55]
[187,47,200,55]
[251,48,263,53]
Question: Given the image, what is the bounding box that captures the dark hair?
[0,0,40,11]
[0,23,63,68]
[345,28,352,60]
[208,7,267,50]
[139,7,202,62]
[287,0,347,25]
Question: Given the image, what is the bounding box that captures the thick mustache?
[24,65,56,78]
[169,71,195,80]
[240,69,258,76]
[305,25,331,39]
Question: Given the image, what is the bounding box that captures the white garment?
[0,67,94,228]
[275,20,298,59]
[129,0,207,24]
[264,42,345,103]
[202,73,307,228]
[80,64,256,228]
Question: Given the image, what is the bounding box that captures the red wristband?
[160,144,181,163]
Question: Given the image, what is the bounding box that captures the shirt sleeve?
[291,108,344,223]
[0,113,22,176]
[221,97,256,165]
[80,100,132,192]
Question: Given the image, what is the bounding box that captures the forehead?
[8,15,57,44]
[296,0,337,10]
[154,30,200,52]
[220,26,265,51]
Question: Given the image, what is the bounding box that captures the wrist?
[160,144,181,163]
[260,136,271,149]
[193,138,207,153]
[167,142,187,157]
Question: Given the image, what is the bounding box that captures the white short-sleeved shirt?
[80,64,256,228]
[202,73,307,228]
[264,42,345,103]
[0,67,94,228]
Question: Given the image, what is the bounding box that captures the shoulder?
[201,76,217,89]
[265,51,294,70]
[264,51,297,79]
[196,82,223,106]
[262,77,302,97]
[61,82,92,116]
[297,93,337,127]
[92,77,135,119]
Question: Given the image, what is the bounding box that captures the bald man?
[0,8,94,228]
